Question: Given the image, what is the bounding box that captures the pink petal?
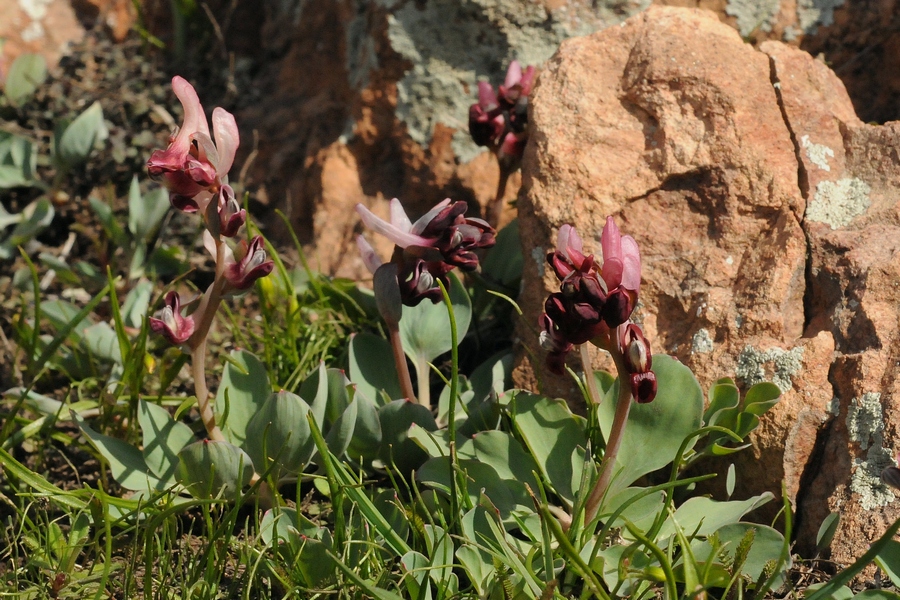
[601,216,623,286]
[356,203,433,249]
[171,76,209,141]
[620,235,641,291]
[504,60,522,89]
[212,107,239,177]
[389,198,412,232]
[519,66,536,96]
[478,81,499,111]
[557,224,583,264]
[356,235,382,274]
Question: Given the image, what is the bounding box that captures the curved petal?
[356,203,433,248]
[601,216,623,287]
[212,107,239,176]
[171,76,209,140]
[504,60,522,89]
[478,81,499,111]
[556,224,582,260]
[620,235,641,291]
[356,235,382,274]
[519,66,536,96]
[410,198,452,235]
[389,198,412,232]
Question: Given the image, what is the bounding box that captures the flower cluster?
[147,77,273,347]
[468,61,535,171]
[540,219,656,403]
[356,199,496,307]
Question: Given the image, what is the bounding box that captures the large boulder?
[518,4,900,563]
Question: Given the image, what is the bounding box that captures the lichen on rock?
[805,177,871,229]
[735,345,804,392]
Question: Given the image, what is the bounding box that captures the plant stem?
[416,356,431,409]
[486,168,510,229]
[584,351,632,524]
[189,338,225,442]
[580,343,603,406]
[186,236,228,442]
[387,323,417,404]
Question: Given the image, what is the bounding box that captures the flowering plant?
[468,60,536,225]
[356,198,495,406]
[147,76,273,443]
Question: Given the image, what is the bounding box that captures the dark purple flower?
[467,61,535,166]
[539,220,644,375]
[356,198,495,307]
[149,291,195,346]
[216,185,246,238]
[618,323,657,403]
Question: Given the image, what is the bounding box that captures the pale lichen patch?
[691,329,714,354]
[847,392,883,450]
[800,135,834,172]
[735,345,803,392]
[725,0,780,36]
[846,393,895,510]
[805,177,871,229]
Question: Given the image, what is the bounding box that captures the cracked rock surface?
[516,5,900,563]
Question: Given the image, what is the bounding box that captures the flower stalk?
[147,76,273,442]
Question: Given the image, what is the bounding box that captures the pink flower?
[498,61,536,104]
[540,220,645,375]
[356,198,495,271]
[204,232,274,292]
[147,76,240,215]
[149,291,195,345]
[467,60,535,166]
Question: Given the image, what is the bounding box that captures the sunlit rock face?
[516,5,900,566]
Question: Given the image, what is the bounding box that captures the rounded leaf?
[597,355,704,496]
[176,440,254,500]
[245,391,315,479]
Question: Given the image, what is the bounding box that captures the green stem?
[584,350,632,524]
[580,343,603,406]
[438,280,459,521]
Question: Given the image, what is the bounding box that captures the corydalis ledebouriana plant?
[356,198,495,405]
[468,60,536,227]
[146,77,274,442]
[468,60,535,171]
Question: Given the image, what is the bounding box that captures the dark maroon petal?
[601,288,635,328]
[170,194,200,213]
[420,202,468,238]
[546,350,570,376]
[620,323,652,374]
[580,275,608,305]
[547,252,574,280]
[572,302,600,323]
[631,371,657,404]
[469,105,495,147]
